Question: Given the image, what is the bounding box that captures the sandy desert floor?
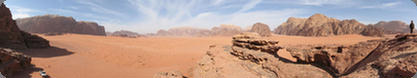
[12,34,385,78]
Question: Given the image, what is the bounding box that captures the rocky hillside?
[250,23,272,37]
[162,32,417,78]
[0,3,48,77]
[16,15,106,36]
[107,30,143,38]
[274,14,384,37]
[371,21,416,34]
[0,3,50,49]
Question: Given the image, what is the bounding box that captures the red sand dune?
[13,34,383,78]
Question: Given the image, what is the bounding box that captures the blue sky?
[4,0,417,33]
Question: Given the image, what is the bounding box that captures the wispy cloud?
[8,6,39,19]
[360,1,401,9]
[125,0,306,33]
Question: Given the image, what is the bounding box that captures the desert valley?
[1,1,417,78]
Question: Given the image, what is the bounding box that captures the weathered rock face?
[211,24,242,36]
[108,30,143,38]
[0,48,31,77]
[372,21,416,34]
[188,32,417,78]
[192,32,333,78]
[342,33,417,78]
[250,23,272,37]
[286,33,417,77]
[156,27,212,37]
[16,15,106,36]
[274,14,384,37]
[0,3,50,49]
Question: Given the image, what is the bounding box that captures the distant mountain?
[211,24,242,36]
[156,27,212,37]
[274,14,384,37]
[250,23,272,37]
[371,21,416,34]
[16,15,106,36]
[108,30,143,38]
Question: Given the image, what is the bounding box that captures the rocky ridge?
[274,14,384,37]
[16,15,106,36]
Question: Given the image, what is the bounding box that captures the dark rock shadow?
[18,46,74,58]
[10,65,43,78]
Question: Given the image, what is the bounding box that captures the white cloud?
[8,6,39,19]
[13,13,30,19]
[360,1,401,9]
[125,0,307,33]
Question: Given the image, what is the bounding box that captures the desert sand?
[12,34,384,78]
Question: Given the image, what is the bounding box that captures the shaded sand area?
[13,34,384,78]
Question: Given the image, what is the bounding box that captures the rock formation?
[0,48,31,77]
[156,27,211,37]
[192,32,333,78]
[250,23,272,37]
[108,30,143,38]
[0,3,50,49]
[211,24,242,36]
[274,14,384,37]
[170,32,417,78]
[16,15,106,36]
[372,21,416,34]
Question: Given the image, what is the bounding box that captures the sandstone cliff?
[0,3,50,49]
[274,14,384,37]
[0,3,46,77]
[16,15,106,36]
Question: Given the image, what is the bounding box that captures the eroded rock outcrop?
[190,32,417,78]
[16,15,106,36]
[192,32,333,78]
[274,14,384,37]
[250,23,272,37]
[0,48,31,77]
[0,3,50,49]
